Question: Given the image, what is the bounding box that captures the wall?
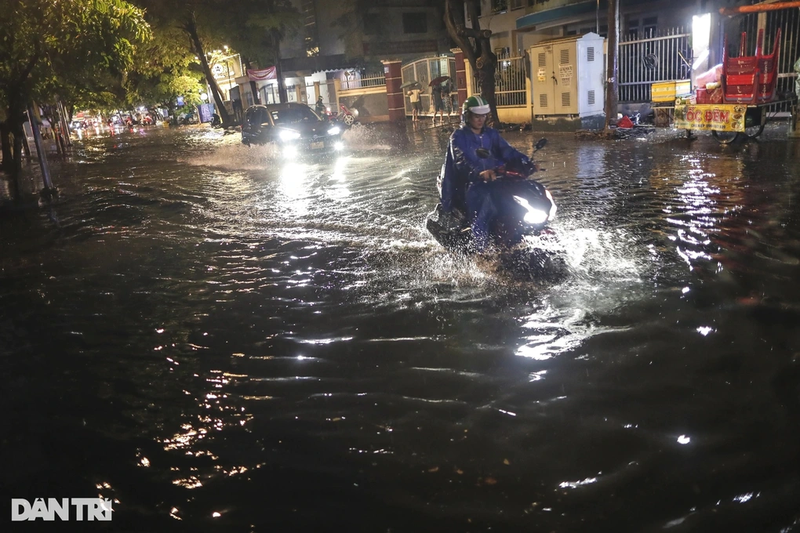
[338,86,389,123]
[362,5,446,59]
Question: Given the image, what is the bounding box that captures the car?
[241,103,344,154]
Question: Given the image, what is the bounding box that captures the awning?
[516,0,597,30]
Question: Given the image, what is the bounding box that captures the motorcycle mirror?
[535,138,547,150]
[476,148,491,159]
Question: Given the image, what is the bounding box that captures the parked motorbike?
[426,138,557,253]
[329,103,356,126]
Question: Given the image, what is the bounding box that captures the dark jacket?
[438,125,530,212]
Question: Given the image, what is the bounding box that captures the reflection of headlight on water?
[334,141,344,151]
[282,144,299,158]
[513,195,550,225]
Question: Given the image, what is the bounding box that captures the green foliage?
[0,0,151,116]
[124,24,204,109]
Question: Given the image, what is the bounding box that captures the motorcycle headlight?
[513,195,549,225]
[523,208,549,225]
[279,129,301,142]
[327,126,341,136]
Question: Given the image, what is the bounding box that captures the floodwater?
[2,122,800,532]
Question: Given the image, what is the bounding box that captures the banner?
[247,67,276,81]
[674,104,747,132]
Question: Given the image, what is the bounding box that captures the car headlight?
[282,144,298,158]
[513,195,549,225]
[279,130,301,142]
[334,141,344,151]
[327,126,341,136]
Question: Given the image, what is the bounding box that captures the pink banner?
[247,67,276,81]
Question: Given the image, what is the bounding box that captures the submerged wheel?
[742,107,766,139]
[343,114,355,126]
[712,130,740,144]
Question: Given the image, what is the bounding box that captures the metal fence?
[340,72,386,90]
[619,27,691,103]
[472,51,527,107]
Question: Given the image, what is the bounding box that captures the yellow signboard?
[674,104,747,132]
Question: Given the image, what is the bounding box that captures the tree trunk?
[185,16,233,126]
[604,0,620,130]
[477,51,499,126]
[444,0,499,124]
[244,59,262,104]
[2,91,27,185]
[0,119,12,172]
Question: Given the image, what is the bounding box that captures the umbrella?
[429,76,450,87]
[400,80,420,89]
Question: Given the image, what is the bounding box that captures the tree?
[0,0,150,179]
[124,25,206,119]
[128,0,233,124]
[241,1,302,104]
[444,0,500,125]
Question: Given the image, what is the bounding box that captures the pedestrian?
[407,86,422,121]
[315,96,326,116]
[437,96,533,252]
[432,84,445,123]
[442,80,453,118]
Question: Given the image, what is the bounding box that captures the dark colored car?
[241,103,344,152]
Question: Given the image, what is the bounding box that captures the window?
[627,18,640,38]
[270,106,320,125]
[643,16,657,37]
[403,12,427,34]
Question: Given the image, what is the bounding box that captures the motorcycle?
[330,103,356,126]
[426,138,558,254]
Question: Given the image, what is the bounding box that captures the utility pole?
[604,0,619,130]
[27,103,57,202]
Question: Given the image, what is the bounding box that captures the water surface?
[2,123,800,532]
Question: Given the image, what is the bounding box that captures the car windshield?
[269,106,320,125]
[245,107,268,126]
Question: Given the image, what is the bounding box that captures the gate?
[619,28,691,103]
[472,50,527,107]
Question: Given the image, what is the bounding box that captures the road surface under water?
[2,123,800,532]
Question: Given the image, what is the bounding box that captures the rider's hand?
[479,169,497,182]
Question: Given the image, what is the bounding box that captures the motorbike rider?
[438,95,535,252]
[315,96,326,116]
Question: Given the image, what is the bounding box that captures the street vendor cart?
[672,27,796,143]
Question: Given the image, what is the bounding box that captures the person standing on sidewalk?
[432,84,445,124]
[442,80,453,119]
[407,87,422,121]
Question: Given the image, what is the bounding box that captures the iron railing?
[472,53,527,107]
[619,27,691,103]
[340,73,386,90]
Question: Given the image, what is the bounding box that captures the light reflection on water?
[2,125,800,530]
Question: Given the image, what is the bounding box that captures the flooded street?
[2,123,800,532]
